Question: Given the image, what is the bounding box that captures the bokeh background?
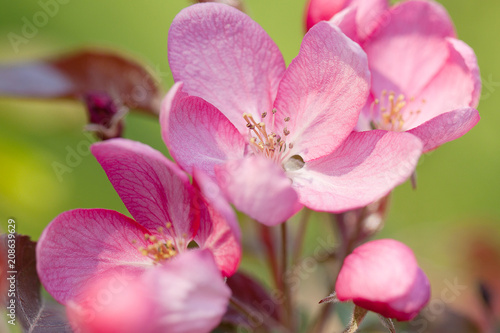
[1,0,499,331]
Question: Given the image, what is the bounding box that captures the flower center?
[370,91,422,131]
[243,109,294,164]
[136,223,177,264]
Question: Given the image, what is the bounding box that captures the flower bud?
[84,92,124,140]
[335,239,430,321]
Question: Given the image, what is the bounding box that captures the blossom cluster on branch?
[1,0,481,332]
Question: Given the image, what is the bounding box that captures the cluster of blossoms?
[34,0,480,332]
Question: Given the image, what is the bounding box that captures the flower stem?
[292,208,311,265]
[259,224,281,291]
[281,221,293,330]
[342,306,368,333]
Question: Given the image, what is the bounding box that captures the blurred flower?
[37,138,240,331]
[66,249,230,333]
[309,0,481,152]
[162,3,422,226]
[334,239,430,321]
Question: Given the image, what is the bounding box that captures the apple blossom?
[162,3,423,226]
[308,0,481,152]
[36,138,240,332]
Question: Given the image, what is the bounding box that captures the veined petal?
[91,139,198,249]
[364,0,456,98]
[329,6,359,43]
[406,38,481,128]
[193,169,242,277]
[161,83,246,178]
[288,131,422,212]
[36,209,153,304]
[215,156,302,226]
[408,108,480,152]
[274,21,370,161]
[351,0,388,41]
[143,249,231,333]
[168,3,286,133]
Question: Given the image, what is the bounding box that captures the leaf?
[0,48,162,114]
[1,233,73,333]
[220,271,282,332]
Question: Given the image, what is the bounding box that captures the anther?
[284,117,290,122]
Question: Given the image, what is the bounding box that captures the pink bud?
[335,239,430,321]
[304,0,352,31]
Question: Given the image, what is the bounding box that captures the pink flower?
[66,250,230,333]
[161,3,423,226]
[308,0,481,152]
[36,139,240,332]
[335,239,431,321]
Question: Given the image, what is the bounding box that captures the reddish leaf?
[222,271,281,332]
[1,234,72,333]
[0,49,162,114]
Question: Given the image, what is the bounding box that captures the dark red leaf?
[1,233,72,333]
[0,48,162,114]
[221,271,281,332]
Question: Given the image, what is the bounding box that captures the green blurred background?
[0,0,499,330]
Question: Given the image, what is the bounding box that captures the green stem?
[292,208,311,265]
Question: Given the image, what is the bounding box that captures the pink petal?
[336,239,430,321]
[161,83,246,178]
[91,139,199,249]
[364,0,456,98]
[408,108,480,152]
[447,38,481,108]
[36,209,153,304]
[406,38,481,128]
[329,6,359,43]
[67,272,154,333]
[215,156,302,226]
[66,250,231,333]
[192,169,242,277]
[274,21,370,161]
[143,249,231,333]
[288,131,422,212]
[168,3,286,133]
[305,0,353,31]
[351,0,388,41]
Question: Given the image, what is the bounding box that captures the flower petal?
[215,156,302,226]
[36,209,153,304]
[351,0,389,41]
[274,21,370,161]
[161,82,246,178]
[168,3,286,133]
[192,169,242,277]
[305,0,353,31]
[91,139,198,248]
[335,239,430,321]
[408,108,480,152]
[144,249,231,333]
[364,0,456,98]
[67,272,154,333]
[405,38,481,128]
[288,131,422,212]
[67,249,231,333]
